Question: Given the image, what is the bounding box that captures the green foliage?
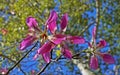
[59,0,90,35]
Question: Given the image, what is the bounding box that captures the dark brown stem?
[0,54,16,63]
[36,55,62,75]
[6,42,38,75]
[36,62,51,75]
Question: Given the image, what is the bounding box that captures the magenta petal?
[19,36,36,50]
[100,53,115,64]
[62,48,72,59]
[46,10,58,25]
[67,36,85,44]
[37,42,55,54]
[0,68,8,75]
[26,16,38,28]
[51,34,66,44]
[89,55,98,70]
[60,13,68,32]
[46,10,57,34]
[97,40,107,48]
[42,52,50,63]
[47,20,57,34]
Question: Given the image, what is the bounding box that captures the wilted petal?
[42,52,51,63]
[67,36,85,44]
[62,47,72,59]
[0,68,8,75]
[26,17,38,28]
[89,55,98,70]
[92,26,96,43]
[19,36,37,50]
[45,10,58,25]
[60,13,68,32]
[37,42,55,54]
[100,53,115,64]
[47,20,57,34]
[50,34,66,44]
[97,40,107,48]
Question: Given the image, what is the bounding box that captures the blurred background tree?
[0,0,120,75]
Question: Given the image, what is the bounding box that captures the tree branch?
[6,42,38,75]
[36,62,51,75]
[36,55,62,75]
[95,0,100,38]
[0,54,16,63]
[72,59,95,75]
[79,21,96,36]
[0,54,26,75]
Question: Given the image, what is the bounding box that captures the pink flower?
[34,10,85,63]
[20,36,37,50]
[0,68,8,75]
[88,26,115,70]
[26,17,38,28]
[60,13,68,32]
[89,55,98,70]
[100,53,115,64]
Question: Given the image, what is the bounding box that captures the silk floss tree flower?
[34,10,85,63]
[89,26,115,70]
[0,68,8,75]
[19,17,40,50]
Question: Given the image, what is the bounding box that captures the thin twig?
[6,42,38,75]
[0,42,19,51]
[0,54,16,63]
[79,21,96,36]
[36,62,51,75]
[19,67,26,75]
[0,54,26,75]
[36,55,62,75]
[95,0,100,38]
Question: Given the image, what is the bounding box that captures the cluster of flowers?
[19,10,115,70]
